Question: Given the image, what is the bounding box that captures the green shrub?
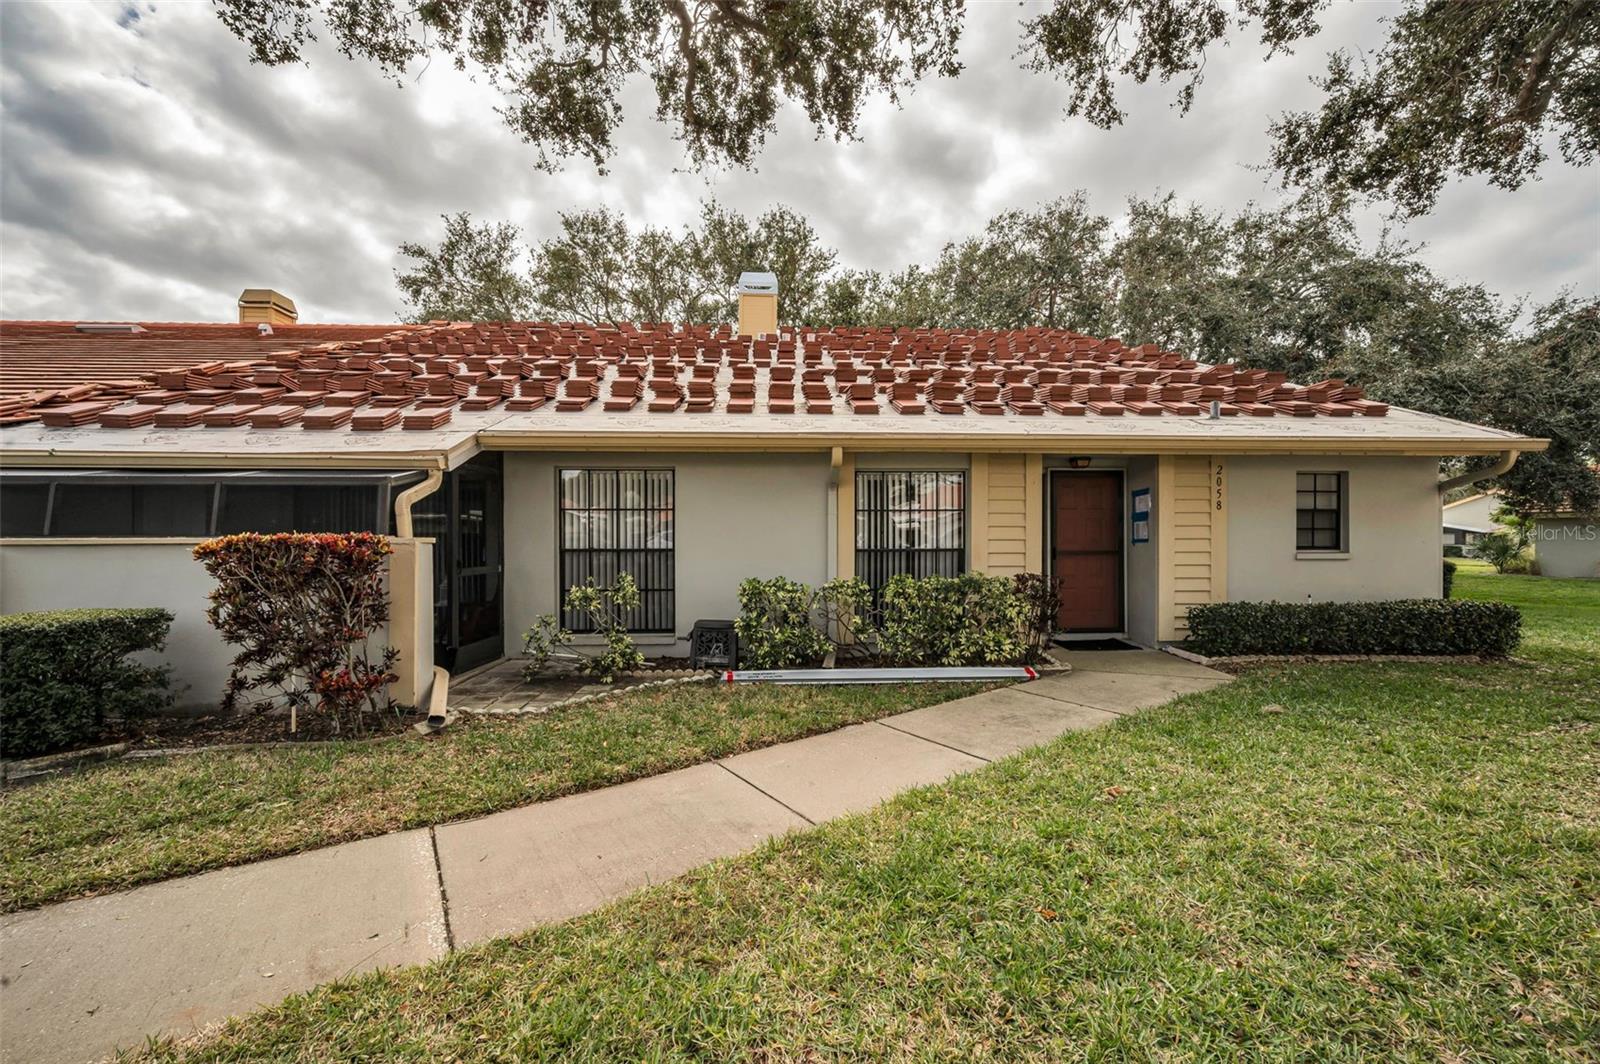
[736,577,831,669]
[1185,599,1521,658]
[194,533,398,733]
[879,572,1033,666]
[0,608,172,759]
[563,573,645,682]
[1442,559,1457,598]
[519,614,572,681]
[1011,572,1061,663]
[1477,530,1531,574]
[815,577,876,654]
[732,572,1053,669]
[1443,544,1465,558]
[734,576,877,668]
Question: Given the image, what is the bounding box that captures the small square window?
[1295,471,1346,551]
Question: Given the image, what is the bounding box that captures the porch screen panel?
[558,469,674,633]
[855,471,966,596]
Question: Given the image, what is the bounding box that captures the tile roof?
[0,320,406,400]
[0,321,1395,433]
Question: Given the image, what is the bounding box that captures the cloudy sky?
[2,0,1596,324]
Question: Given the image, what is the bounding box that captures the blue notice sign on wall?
[1131,487,1151,543]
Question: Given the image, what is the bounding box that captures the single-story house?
[1440,487,1599,576]
[1442,491,1508,552]
[1527,506,1600,578]
[0,282,1549,707]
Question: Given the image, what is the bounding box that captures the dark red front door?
[1053,473,1123,632]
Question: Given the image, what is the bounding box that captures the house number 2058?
[1214,463,1225,511]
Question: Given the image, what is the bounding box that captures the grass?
[136,565,1600,1062]
[0,681,992,912]
[1451,556,1600,666]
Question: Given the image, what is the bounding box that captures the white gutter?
[1438,449,1519,497]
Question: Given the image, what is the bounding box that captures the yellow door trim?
[1156,456,1178,642]
[970,452,990,572]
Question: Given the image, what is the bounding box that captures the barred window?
[855,471,966,594]
[558,469,674,633]
[1296,472,1346,551]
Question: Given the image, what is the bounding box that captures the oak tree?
[395,212,535,322]
[222,1,1598,213]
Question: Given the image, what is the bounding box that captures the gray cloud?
[2,1,1595,324]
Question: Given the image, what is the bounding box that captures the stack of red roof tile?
[0,321,1390,432]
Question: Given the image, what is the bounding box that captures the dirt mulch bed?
[115,707,426,750]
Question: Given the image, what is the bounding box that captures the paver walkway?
[0,650,1228,1064]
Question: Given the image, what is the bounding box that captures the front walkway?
[0,651,1228,1064]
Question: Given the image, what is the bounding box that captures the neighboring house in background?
[1442,491,1509,552]
[0,283,1548,708]
[1527,505,1600,579]
[1439,486,1599,578]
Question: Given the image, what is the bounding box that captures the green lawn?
[138,566,1600,1062]
[0,682,991,912]
[1451,556,1600,665]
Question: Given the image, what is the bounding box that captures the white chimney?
[735,271,778,337]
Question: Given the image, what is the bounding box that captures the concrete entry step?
[1025,668,1228,714]
[1051,648,1231,679]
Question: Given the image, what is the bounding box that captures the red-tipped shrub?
[194,532,399,734]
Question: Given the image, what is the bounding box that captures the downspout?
[393,468,443,536]
[1438,450,1519,497]
[391,467,445,711]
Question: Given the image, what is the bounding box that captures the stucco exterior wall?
[1226,455,1443,602]
[0,540,230,710]
[1532,516,1600,578]
[0,539,420,711]
[502,452,833,655]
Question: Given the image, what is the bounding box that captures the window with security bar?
[558,469,675,633]
[1296,471,1346,551]
[855,470,966,595]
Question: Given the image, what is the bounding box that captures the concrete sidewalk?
[0,650,1227,1064]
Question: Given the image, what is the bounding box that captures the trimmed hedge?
[0,608,173,759]
[1185,599,1520,658]
[1442,559,1457,598]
